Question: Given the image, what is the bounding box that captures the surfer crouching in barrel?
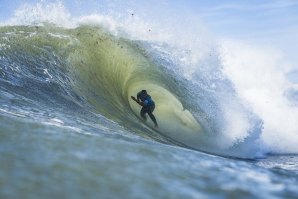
[131,90,158,127]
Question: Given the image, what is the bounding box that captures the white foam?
[2,2,74,27]
[220,40,298,154]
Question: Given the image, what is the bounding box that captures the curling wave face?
[0,24,263,158]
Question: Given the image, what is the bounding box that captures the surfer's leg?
[140,107,147,121]
[148,112,158,127]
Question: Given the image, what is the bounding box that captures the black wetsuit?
[137,91,158,126]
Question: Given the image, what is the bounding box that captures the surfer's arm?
[131,96,144,106]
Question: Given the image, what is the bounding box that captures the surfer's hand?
[131,96,136,101]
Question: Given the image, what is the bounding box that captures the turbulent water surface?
[1,1,298,199]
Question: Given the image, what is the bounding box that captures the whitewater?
[0,1,298,199]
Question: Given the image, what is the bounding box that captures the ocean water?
[0,1,298,199]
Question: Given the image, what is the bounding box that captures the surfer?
[131,90,158,127]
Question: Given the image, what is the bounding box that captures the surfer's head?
[141,90,147,94]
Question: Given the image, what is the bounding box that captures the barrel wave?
[0,24,263,158]
[2,2,298,198]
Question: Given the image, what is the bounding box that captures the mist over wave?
[1,1,297,158]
